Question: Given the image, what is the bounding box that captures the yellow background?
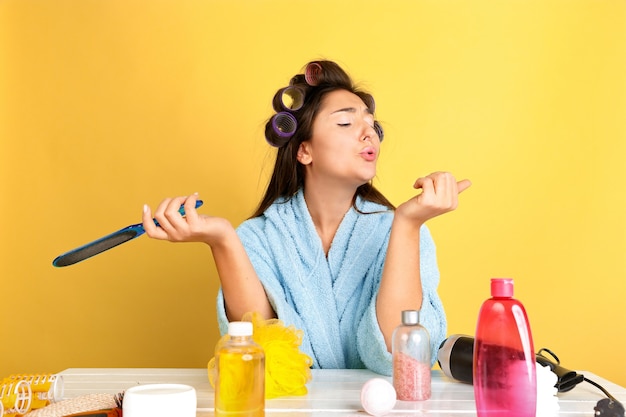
[1,0,625,387]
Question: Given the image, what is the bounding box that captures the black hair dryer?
[437,334,584,393]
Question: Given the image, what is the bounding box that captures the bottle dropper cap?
[491,278,514,297]
[228,321,253,336]
[401,310,420,325]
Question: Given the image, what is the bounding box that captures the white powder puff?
[360,378,397,416]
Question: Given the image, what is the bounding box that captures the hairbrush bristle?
[114,391,125,408]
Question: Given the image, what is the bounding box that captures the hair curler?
[6,374,63,409]
[265,111,297,147]
[0,379,32,416]
[272,86,305,113]
[271,112,297,137]
[304,62,322,86]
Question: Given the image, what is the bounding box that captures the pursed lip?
[359,146,377,161]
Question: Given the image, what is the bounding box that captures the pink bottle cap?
[491,278,514,297]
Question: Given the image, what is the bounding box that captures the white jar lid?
[122,384,196,417]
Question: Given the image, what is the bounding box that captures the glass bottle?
[473,278,537,417]
[392,310,432,401]
[215,321,265,417]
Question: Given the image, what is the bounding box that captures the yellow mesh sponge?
[208,312,313,399]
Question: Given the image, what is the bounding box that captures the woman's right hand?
[395,171,471,228]
[142,193,233,246]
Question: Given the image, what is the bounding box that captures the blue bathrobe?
[216,188,446,376]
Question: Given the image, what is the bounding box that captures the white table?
[58,368,626,416]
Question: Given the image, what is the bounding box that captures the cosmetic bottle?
[215,321,265,417]
[473,278,537,417]
[392,310,431,401]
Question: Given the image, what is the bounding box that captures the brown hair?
[251,60,394,218]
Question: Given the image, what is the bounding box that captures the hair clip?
[304,62,322,86]
[265,112,298,147]
[272,86,305,113]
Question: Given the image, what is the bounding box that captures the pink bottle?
[473,278,537,417]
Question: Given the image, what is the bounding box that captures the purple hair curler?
[265,112,298,147]
[271,112,297,138]
[305,62,322,86]
[272,85,305,113]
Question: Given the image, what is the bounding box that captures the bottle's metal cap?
[401,310,420,325]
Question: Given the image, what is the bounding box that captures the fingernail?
[143,204,148,213]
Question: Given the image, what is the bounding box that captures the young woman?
[142,60,471,375]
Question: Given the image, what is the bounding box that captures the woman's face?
[297,89,381,189]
